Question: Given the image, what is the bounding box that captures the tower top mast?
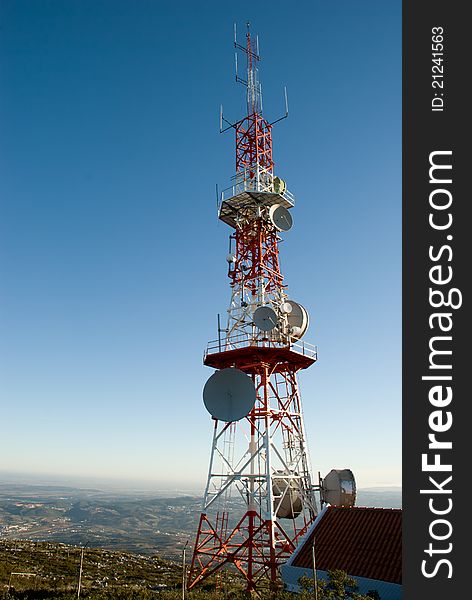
[218,25,292,229]
[235,22,263,117]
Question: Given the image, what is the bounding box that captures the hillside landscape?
[0,481,401,598]
[0,481,401,560]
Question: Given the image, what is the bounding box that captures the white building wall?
[279,564,403,600]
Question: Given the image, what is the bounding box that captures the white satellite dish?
[203,368,256,422]
[286,300,309,341]
[273,176,286,195]
[272,472,302,519]
[269,204,293,232]
[253,306,278,332]
[321,469,356,507]
[280,302,293,314]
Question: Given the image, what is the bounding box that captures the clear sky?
[0,0,401,490]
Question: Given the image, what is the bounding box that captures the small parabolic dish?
[272,472,302,519]
[321,469,357,508]
[203,368,257,422]
[273,176,286,195]
[269,204,293,232]
[280,302,293,314]
[254,306,278,332]
[286,300,309,341]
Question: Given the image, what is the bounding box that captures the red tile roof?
[291,506,402,584]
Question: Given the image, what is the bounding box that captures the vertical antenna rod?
[234,23,263,117]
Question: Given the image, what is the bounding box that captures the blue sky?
[0,0,401,490]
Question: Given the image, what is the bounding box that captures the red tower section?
[236,114,273,176]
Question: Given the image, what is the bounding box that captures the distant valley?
[0,482,401,560]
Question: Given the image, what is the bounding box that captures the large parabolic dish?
[321,469,357,507]
[253,306,278,332]
[272,472,302,519]
[203,367,257,422]
[269,204,293,232]
[286,300,309,341]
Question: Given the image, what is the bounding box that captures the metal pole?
[312,538,318,600]
[77,548,84,599]
[77,542,88,598]
[182,541,189,600]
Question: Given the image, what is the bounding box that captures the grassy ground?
[0,540,252,599]
[1,540,377,600]
[0,539,182,598]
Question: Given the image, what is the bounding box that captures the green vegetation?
[0,540,181,598]
[1,541,381,599]
[298,571,381,599]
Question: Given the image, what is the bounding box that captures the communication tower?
[188,25,355,593]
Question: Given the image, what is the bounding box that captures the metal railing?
[205,332,317,361]
[219,168,295,207]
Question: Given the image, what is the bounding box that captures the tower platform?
[219,189,295,228]
[204,335,317,373]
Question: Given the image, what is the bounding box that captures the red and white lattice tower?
[188,25,319,593]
